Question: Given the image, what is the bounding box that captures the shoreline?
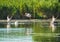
[0,19,60,22]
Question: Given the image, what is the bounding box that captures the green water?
[0,22,60,42]
[33,22,60,42]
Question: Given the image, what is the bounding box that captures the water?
[0,28,60,42]
[0,21,60,42]
[0,28,33,42]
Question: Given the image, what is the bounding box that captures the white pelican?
[25,13,31,19]
[15,21,18,27]
[6,15,11,33]
[7,15,11,22]
[7,15,11,28]
[50,16,56,32]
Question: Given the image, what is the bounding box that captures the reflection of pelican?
[50,16,56,32]
[15,21,18,27]
[26,28,31,36]
[7,23,10,28]
[7,23,11,33]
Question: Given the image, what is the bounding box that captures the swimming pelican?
[15,21,18,27]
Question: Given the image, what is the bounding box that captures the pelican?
[15,21,18,27]
[6,15,11,33]
[25,13,31,19]
[50,16,56,32]
[7,15,11,28]
[7,15,11,22]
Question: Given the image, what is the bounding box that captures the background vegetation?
[0,0,59,19]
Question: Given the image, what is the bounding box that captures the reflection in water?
[33,22,60,42]
[7,22,11,33]
[0,28,33,42]
[0,21,60,42]
[32,32,60,42]
[7,23,11,28]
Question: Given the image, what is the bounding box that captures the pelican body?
[50,16,56,32]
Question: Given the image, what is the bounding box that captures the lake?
[0,20,60,42]
[0,28,33,42]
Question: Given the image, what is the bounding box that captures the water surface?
[0,28,33,42]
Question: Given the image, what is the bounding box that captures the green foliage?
[0,0,59,19]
